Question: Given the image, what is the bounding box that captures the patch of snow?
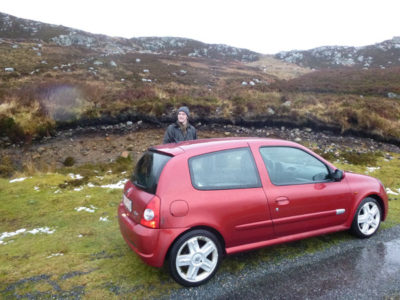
[47,253,64,258]
[78,234,83,238]
[87,183,95,188]
[365,167,380,174]
[34,186,40,191]
[74,187,83,192]
[0,227,55,245]
[54,189,61,194]
[99,216,109,222]
[100,179,128,189]
[75,206,96,213]
[28,227,55,235]
[386,188,399,196]
[69,174,84,180]
[9,177,27,183]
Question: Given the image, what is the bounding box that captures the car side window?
[259,147,331,186]
[189,148,261,190]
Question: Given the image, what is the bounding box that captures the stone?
[224,132,231,136]
[388,92,400,99]
[37,147,46,154]
[127,144,134,151]
[136,58,141,63]
[126,121,133,126]
[5,67,14,72]
[121,151,130,159]
[110,60,117,67]
[267,108,275,115]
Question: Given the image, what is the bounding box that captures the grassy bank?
[0,152,399,298]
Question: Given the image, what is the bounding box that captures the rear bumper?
[118,203,185,267]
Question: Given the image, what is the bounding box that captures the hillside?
[275,37,400,69]
[0,11,400,146]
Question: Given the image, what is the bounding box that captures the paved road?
[169,225,400,300]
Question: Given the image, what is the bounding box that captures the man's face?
[177,111,188,124]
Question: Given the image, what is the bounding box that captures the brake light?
[140,196,160,229]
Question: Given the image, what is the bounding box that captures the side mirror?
[331,169,344,181]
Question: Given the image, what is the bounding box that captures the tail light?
[140,196,160,229]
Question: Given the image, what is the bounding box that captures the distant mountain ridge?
[275,37,400,69]
[0,12,259,62]
[2,11,400,69]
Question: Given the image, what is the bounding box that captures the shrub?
[63,156,75,167]
[0,155,15,178]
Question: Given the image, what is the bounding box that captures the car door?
[187,147,275,248]
[256,145,353,237]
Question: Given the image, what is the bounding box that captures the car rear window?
[189,147,261,190]
[131,151,171,194]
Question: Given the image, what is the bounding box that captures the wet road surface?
[170,225,400,300]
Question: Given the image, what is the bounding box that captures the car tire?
[168,229,222,287]
[351,197,382,238]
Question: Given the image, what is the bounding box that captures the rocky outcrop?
[275,37,400,69]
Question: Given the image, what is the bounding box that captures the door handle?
[275,196,290,205]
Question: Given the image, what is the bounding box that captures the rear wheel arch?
[165,226,226,264]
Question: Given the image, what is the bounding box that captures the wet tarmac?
[223,237,400,299]
[170,225,400,300]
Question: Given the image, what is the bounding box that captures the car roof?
[150,137,300,156]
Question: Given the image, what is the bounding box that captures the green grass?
[0,154,399,298]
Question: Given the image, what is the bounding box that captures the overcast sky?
[1,0,399,54]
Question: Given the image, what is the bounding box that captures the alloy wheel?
[175,235,219,283]
[357,201,381,235]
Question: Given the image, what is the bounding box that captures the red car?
[118,138,388,286]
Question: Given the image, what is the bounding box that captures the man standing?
[163,106,197,144]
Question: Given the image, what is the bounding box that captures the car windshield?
[131,151,171,194]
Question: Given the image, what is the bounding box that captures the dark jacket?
[163,122,197,144]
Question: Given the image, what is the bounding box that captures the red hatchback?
[118,138,388,286]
